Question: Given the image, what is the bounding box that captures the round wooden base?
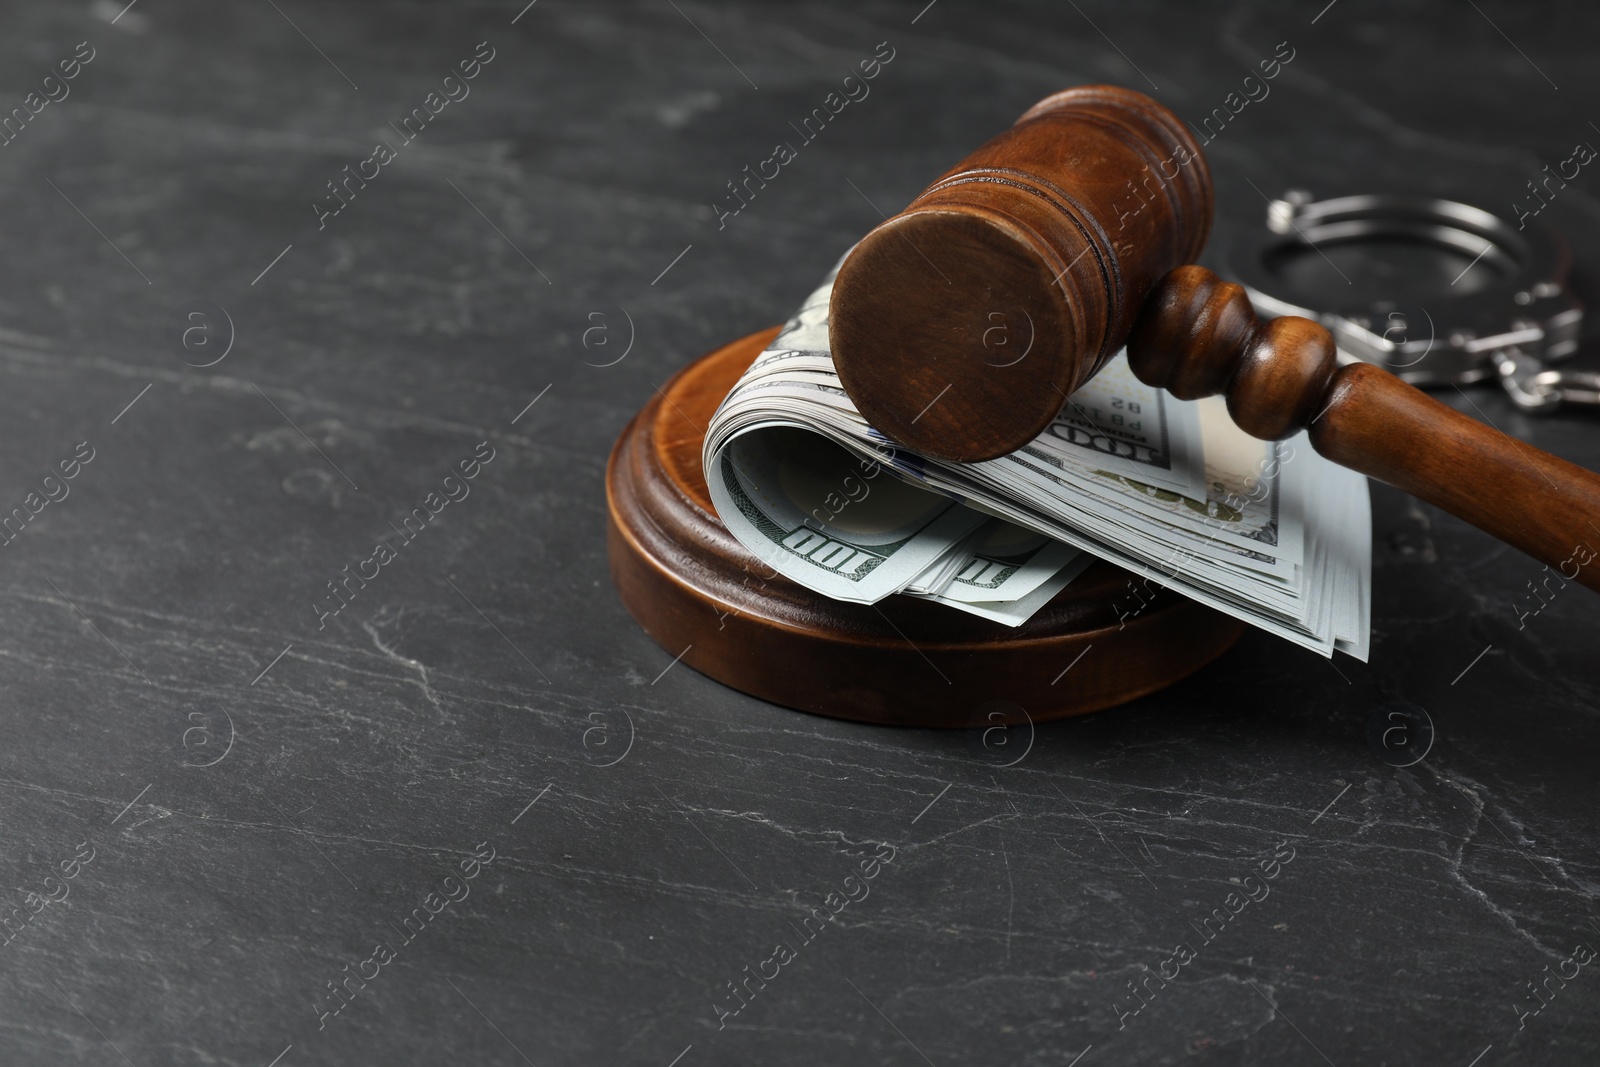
[605,327,1247,727]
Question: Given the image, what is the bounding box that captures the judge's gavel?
[829,85,1600,592]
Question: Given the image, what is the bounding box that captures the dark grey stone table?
[1,1,1596,1064]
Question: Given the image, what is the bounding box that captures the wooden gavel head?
[829,85,1212,463]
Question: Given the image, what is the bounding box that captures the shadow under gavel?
[829,85,1600,593]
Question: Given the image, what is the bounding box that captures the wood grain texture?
[829,85,1211,462]
[606,327,1247,725]
[1128,265,1600,592]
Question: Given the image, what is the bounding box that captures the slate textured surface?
[0,1,1597,1065]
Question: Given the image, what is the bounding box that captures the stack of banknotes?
[703,263,1370,659]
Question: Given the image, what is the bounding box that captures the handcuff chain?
[1492,348,1600,412]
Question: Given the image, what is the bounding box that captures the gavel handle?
[1128,266,1600,592]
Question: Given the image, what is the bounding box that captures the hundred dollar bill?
[702,261,1371,655]
[999,402,1301,581]
[903,524,991,596]
[932,519,1085,604]
[909,551,1096,626]
[709,426,988,604]
[1039,354,1206,500]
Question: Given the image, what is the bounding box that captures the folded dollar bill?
[703,260,1370,658]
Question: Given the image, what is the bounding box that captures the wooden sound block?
[605,327,1248,727]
